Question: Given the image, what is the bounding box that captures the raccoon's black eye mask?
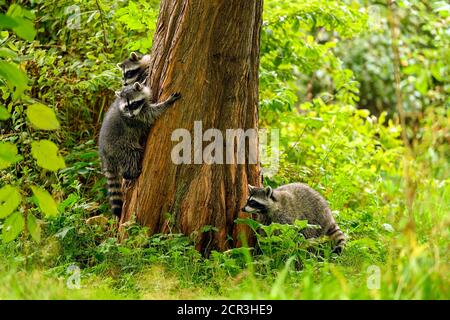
[124,69,139,79]
[248,199,267,211]
[127,99,145,111]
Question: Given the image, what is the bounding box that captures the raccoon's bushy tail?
[327,224,346,254]
[105,170,122,218]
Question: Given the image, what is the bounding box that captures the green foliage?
[2,211,25,243]
[236,218,329,271]
[0,4,35,99]
[26,103,60,130]
[2,4,36,41]
[31,186,59,218]
[0,185,21,219]
[0,0,448,300]
[0,3,63,243]
[0,142,22,169]
[0,60,28,99]
[339,0,449,121]
[0,105,10,120]
[114,0,160,52]
[260,0,366,119]
[27,213,41,243]
[31,140,66,171]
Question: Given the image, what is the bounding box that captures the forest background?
[0,0,448,299]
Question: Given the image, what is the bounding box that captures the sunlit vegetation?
[0,0,448,299]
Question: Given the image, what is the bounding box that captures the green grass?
[0,176,448,300]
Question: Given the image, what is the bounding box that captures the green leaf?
[0,185,21,219]
[7,3,36,20]
[0,48,18,59]
[235,218,261,232]
[0,61,28,98]
[2,212,24,243]
[30,185,59,218]
[27,213,41,243]
[4,4,36,41]
[0,14,19,29]
[26,103,60,130]
[31,140,65,171]
[118,246,132,255]
[10,17,36,41]
[430,63,444,82]
[0,105,11,120]
[415,73,429,95]
[200,225,219,233]
[0,142,23,169]
[293,219,309,230]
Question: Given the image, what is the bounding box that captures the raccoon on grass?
[242,183,346,254]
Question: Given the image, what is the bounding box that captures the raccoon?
[98,82,181,217]
[242,183,346,254]
[117,52,151,86]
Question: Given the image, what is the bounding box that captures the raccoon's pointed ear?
[265,186,273,198]
[116,63,123,70]
[248,184,255,194]
[133,82,143,91]
[115,91,121,98]
[130,52,139,61]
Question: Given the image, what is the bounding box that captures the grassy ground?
[0,177,448,300]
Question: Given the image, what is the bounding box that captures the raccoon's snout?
[242,205,257,213]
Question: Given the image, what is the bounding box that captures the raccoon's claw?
[123,179,135,189]
[123,174,138,188]
[170,92,181,101]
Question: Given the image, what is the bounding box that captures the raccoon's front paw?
[170,92,181,102]
[123,179,135,189]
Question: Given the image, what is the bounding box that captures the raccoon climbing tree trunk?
[121,0,263,253]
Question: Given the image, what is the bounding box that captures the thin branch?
[386,0,410,150]
[95,0,109,52]
[387,0,416,230]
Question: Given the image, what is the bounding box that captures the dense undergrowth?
[0,0,448,299]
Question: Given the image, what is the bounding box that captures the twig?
[387,0,410,150]
[387,0,416,231]
[95,0,109,52]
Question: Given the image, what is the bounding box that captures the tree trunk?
[121,0,263,253]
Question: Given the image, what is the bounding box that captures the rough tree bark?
[121,0,263,253]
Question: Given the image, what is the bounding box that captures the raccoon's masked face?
[116,82,150,119]
[242,184,275,215]
[117,52,150,86]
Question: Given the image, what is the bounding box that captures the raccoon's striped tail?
[105,170,123,218]
[327,224,346,254]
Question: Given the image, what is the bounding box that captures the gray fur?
[117,52,151,86]
[243,183,346,254]
[99,82,180,217]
